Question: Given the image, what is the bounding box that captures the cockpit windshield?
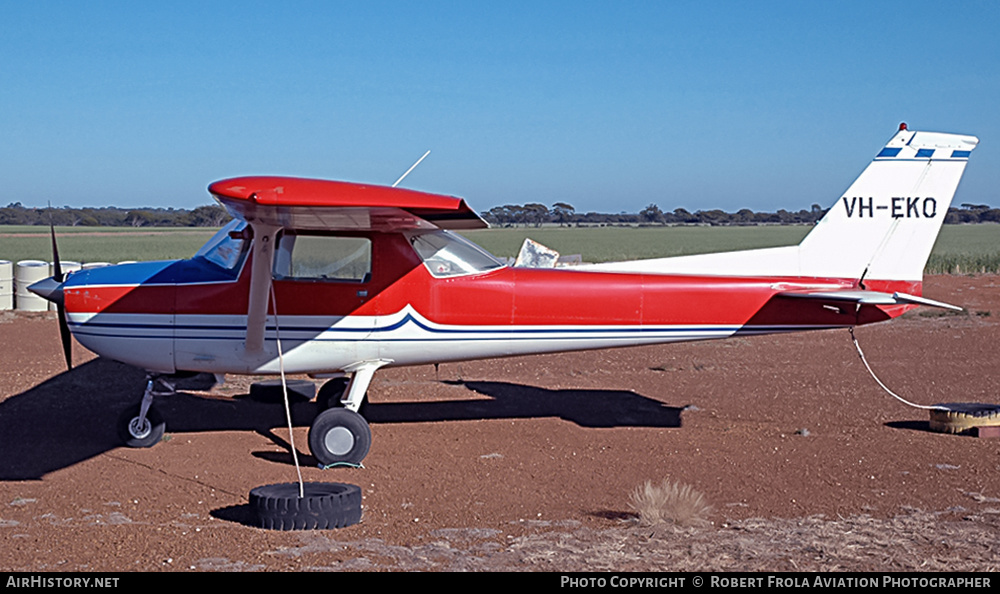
[408,230,505,278]
[194,220,249,272]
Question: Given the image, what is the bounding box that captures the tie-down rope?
[849,327,947,411]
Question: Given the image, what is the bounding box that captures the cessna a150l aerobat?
[30,124,978,466]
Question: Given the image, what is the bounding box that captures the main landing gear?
[308,363,383,467]
[117,365,382,468]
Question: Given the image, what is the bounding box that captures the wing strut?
[245,223,281,353]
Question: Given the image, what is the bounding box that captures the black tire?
[928,402,1000,434]
[249,379,316,403]
[308,407,372,467]
[249,482,362,530]
[316,377,350,410]
[117,404,165,448]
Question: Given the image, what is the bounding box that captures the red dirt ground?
[1,275,999,572]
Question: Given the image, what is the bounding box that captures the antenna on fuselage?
[392,150,431,187]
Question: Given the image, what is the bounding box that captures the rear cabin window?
[273,234,371,282]
[407,230,504,278]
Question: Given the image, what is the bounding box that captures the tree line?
[0,203,232,227]
[482,202,1000,226]
[2,200,997,228]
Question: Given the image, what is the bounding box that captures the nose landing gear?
[117,374,175,448]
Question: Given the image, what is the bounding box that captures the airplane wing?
[209,176,488,231]
[778,289,962,311]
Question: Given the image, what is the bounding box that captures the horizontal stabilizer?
[779,289,962,311]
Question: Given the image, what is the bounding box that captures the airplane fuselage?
[61,228,914,376]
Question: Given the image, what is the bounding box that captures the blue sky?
[2,1,998,213]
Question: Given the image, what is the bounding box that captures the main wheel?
[250,482,362,530]
[117,404,165,448]
[308,408,371,467]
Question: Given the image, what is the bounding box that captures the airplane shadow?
[884,419,982,437]
[1,358,142,481]
[365,381,683,429]
[884,420,935,433]
[0,358,682,480]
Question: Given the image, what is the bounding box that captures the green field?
[925,225,1000,274]
[460,225,812,262]
[0,228,217,264]
[1,224,998,273]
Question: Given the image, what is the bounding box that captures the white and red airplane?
[30,124,978,467]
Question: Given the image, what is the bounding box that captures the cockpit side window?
[407,230,504,278]
[273,233,372,283]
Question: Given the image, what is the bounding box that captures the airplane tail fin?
[797,124,978,283]
[580,125,979,288]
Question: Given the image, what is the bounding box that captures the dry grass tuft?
[629,479,713,528]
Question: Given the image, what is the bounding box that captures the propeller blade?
[49,215,63,282]
[47,210,72,370]
[57,303,72,369]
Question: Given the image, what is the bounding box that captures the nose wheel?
[117,404,165,448]
[117,374,174,448]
